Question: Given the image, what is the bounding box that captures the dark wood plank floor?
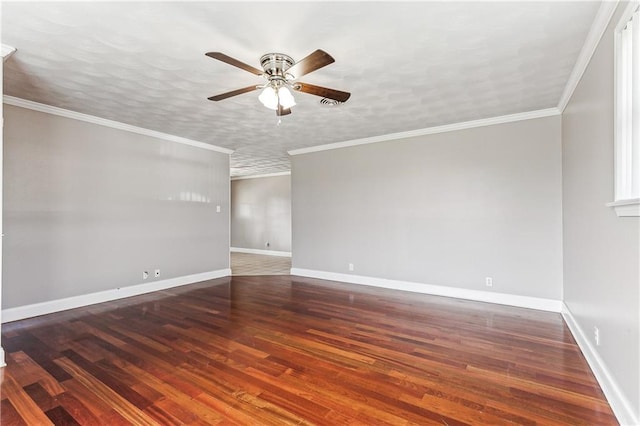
[1,275,617,425]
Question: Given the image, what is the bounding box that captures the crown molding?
[1,44,16,61]
[557,1,619,112]
[288,107,560,156]
[3,96,234,154]
[231,171,290,180]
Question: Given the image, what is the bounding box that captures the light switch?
[216,205,221,213]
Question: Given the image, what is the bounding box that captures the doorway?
[230,173,291,276]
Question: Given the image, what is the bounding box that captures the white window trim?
[610,1,640,217]
[606,198,640,216]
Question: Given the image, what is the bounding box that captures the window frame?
[609,1,640,217]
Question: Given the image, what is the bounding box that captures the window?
[610,1,640,216]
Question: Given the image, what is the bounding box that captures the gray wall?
[231,175,291,252]
[292,116,563,300]
[562,2,640,419]
[3,104,230,309]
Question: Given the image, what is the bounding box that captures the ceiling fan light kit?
[206,49,350,116]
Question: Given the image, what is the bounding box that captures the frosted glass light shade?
[258,86,278,110]
[258,85,296,110]
[278,87,296,109]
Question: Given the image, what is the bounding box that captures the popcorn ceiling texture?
[2,2,599,177]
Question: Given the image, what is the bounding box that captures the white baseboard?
[562,303,638,426]
[231,247,292,258]
[290,268,562,312]
[1,268,231,323]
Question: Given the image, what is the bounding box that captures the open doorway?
[230,172,291,276]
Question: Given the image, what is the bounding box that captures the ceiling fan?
[205,49,351,116]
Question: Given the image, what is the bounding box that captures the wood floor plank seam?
[54,356,160,425]
[1,369,55,425]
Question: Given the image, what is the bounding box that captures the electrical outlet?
[594,327,600,346]
[348,263,354,272]
[485,277,493,287]
[155,269,160,278]
[143,271,149,280]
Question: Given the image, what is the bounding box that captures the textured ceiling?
[2,2,600,177]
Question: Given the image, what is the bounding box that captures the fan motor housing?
[260,53,295,77]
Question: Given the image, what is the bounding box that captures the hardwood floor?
[1,275,617,425]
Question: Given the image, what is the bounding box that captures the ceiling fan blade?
[293,82,351,102]
[286,50,335,79]
[208,85,260,101]
[205,52,263,76]
[276,105,292,116]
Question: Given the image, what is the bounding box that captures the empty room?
[1,1,639,425]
